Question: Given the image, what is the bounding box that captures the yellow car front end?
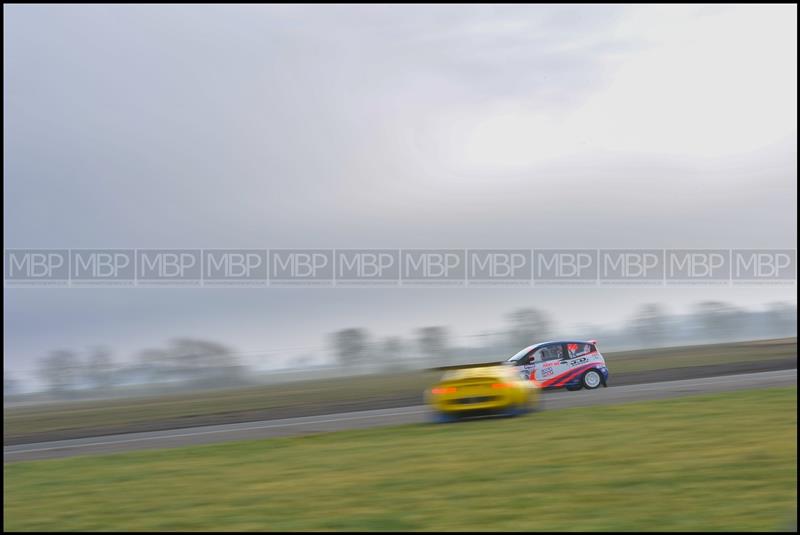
[425,364,540,421]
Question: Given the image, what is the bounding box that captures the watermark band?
[4,248,796,287]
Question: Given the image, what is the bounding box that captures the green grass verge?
[5,387,797,531]
[4,338,796,444]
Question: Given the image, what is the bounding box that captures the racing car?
[502,340,609,391]
[425,363,540,423]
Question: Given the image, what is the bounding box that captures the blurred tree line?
[31,338,247,398]
[328,301,796,370]
[14,300,796,398]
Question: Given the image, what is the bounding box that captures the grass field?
[4,387,797,531]
[4,338,796,444]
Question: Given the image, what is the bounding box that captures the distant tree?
[416,326,450,365]
[37,350,81,394]
[381,336,407,371]
[131,340,246,388]
[631,303,669,347]
[331,328,370,371]
[165,338,246,387]
[693,301,742,341]
[84,347,116,390]
[507,308,551,349]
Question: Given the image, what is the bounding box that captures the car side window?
[567,343,594,358]
[567,342,594,359]
[536,345,563,362]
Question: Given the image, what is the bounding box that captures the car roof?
[521,340,597,352]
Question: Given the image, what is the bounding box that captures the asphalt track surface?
[4,369,796,463]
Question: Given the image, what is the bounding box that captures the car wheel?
[582,369,602,390]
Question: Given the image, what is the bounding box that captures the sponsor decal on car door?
[538,343,604,387]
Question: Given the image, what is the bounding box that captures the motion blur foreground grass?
[5,387,797,531]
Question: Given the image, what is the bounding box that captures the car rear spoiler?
[429,361,503,371]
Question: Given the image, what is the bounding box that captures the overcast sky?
[4,5,797,380]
